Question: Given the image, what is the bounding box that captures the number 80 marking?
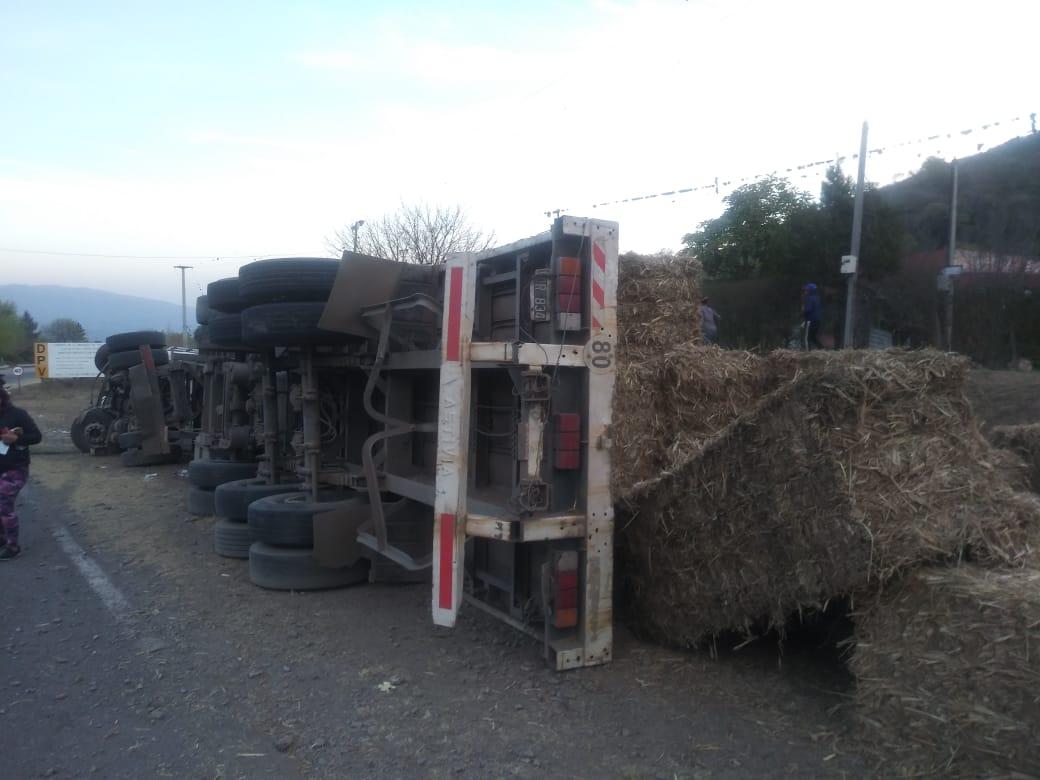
[583,337,613,372]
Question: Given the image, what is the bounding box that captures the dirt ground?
[27,374,1036,777]
[965,369,1040,429]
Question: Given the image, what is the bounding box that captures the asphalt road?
[2,480,304,779]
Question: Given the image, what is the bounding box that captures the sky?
[1,0,1037,305]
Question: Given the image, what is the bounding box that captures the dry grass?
[617,253,702,348]
[612,344,769,500]
[852,565,1040,777]
[616,349,1040,646]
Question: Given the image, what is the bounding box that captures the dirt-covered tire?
[188,458,258,489]
[214,518,254,558]
[213,478,304,521]
[120,447,183,467]
[105,330,166,352]
[188,485,216,516]
[71,407,115,453]
[238,258,340,305]
[248,490,362,547]
[107,347,170,371]
[94,344,110,372]
[248,542,369,591]
[241,302,350,347]
[207,277,245,314]
[195,295,210,325]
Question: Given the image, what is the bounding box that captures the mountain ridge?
[0,284,196,341]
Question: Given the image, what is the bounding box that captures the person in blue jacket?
[802,283,822,350]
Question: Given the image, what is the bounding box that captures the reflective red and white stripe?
[445,266,464,363]
[590,240,607,330]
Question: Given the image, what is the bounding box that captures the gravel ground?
[3,380,867,778]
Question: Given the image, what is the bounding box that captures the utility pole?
[945,159,959,351]
[350,220,365,253]
[174,265,193,344]
[842,121,869,349]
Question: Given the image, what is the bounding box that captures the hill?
[881,132,1040,256]
[0,284,195,341]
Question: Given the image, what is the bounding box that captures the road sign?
[841,254,858,274]
[34,342,104,379]
[12,366,23,377]
[35,342,48,379]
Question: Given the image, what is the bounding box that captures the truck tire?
[248,490,362,547]
[238,258,340,305]
[214,478,304,522]
[120,446,183,467]
[107,347,170,371]
[188,485,216,516]
[105,330,166,352]
[241,302,351,347]
[248,542,369,591]
[196,295,210,325]
[94,344,110,372]
[71,407,115,453]
[207,312,243,346]
[188,458,258,489]
[214,518,254,558]
[207,277,246,314]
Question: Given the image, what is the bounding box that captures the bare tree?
[329,203,495,265]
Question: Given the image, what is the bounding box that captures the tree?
[0,300,21,362]
[683,168,903,285]
[681,177,813,280]
[41,318,87,343]
[17,311,39,362]
[329,203,494,265]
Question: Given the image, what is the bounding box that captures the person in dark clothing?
[801,283,823,350]
[0,377,42,560]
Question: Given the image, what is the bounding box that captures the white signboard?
[35,342,105,379]
[841,254,858,274]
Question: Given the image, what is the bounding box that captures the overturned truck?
[189,217,619,669]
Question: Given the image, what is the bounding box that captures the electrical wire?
[544,111,1037,215]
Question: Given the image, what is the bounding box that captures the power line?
[0,248,300,261]
[545,111,1035,215]
[0,247,250,260]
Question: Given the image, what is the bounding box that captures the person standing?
[700,297,721,344]
[0,376,42,560]
[801,283,822,350]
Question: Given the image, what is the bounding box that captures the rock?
[148,708,165,721]
[274,735,295,753]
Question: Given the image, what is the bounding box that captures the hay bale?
[617,350,1040,645]
[612,343,770,499]
[617,253,702,347]
[852,565,1040,777]
[991,423,1040,492]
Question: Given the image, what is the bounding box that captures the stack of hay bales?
[991,423,1040,492]
[617,350,1040,644]
[612,341,1040,775]
[853,566,1040,777]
